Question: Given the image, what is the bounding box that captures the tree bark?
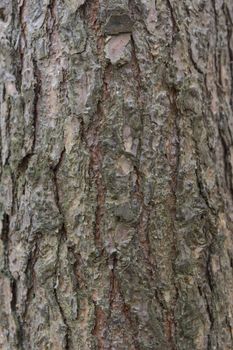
[0,0,233,349]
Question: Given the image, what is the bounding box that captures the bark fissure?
[88,101,106,251]
[223,3,233,108]
[166,0,180,34]
[52,147,70,347]
[1,213,24,349]
[23,240,40,321]
[32,58,41,155]
[52,147,66,215]
[54,231,71,350]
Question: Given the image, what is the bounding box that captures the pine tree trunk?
[0,0,233,349]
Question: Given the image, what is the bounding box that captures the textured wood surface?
[0,0,233,349]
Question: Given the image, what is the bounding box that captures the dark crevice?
[1,213,24,349]
[131,22,166,318]
[81,3,109,347]
[51,146,69,346]
[223,4,233,109]
[32,58,41,154]
[52,147,66,215]
[83,0,107,256]
[206,252,214,293]
[187,39,204,75]
[210,0,220,87]
[106,251,118,350]
[205,253,215,350]
[89,103,106,251]
[92,301,107,350]
[52,155,70,347]
[4,97,12,166]
[166,0,180,34]
[23,240,40,320]
[131,6,178,348]
[54,224,70,349]
[0,7,6,22]
[183,4,204,75]
[117,282,141,350]
[167,87,181,196]
[217,120,233,200]
[225,315,233,345]
[47,0,57,52]
[189,111,217,215]
[17,152,33,175]
[195,166,216,215]
[108,251,117,314]
[167,87,180,350]
[18,0,26,90]
[53,281,71,350]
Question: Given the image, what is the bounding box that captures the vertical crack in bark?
[32,58,41,155]
[82,1,109,346]
[183,4,204,75]
[225,315,233,346]
[166,86,181,350]
[223,4,233,108]
[52,147,66,215]
[1,213,24,349]
[17,0,26,90]
[105,252,118,350]
[194,164,216,214]
[205,252,215,350]
[23,240,40,322]
[217,120,233,201]
[108,251,117,319]
[197,282,214,350]
[51,148,71,349]
[84,0,106,254]
[168,87,180,198]
[131,20,149,263]
[117,281,141,350]
[188,89,217,214]
[131,13,178,347]
[130,6,179,346]
[210,0,220,85]
[211,0,228,117]
[130,22,158,346]
[53,230,70,350]
[166,0,180,35]
[4,97,12,166]
[47,0,57,52]
[92,302,106,350]
[186,34,204,75]
[89,101,106,252]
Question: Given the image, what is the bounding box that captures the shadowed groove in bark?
[53,228,71,350]
[47,0,57,47]
[183,4,204,76]
[88,101,106,251]
[83,1,109,347]
[32,58,41,155]
[166,0,180,34]
[18,0,26,89]
[205,252,215,350]
[1,213,24,349]
[223,4,233,108]
[51,145,71,347]
[52,146,66,215]
[22,239,40,323]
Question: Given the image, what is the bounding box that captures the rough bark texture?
[0,0,233,349]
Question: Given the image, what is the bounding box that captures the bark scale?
[0,0,233,349]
